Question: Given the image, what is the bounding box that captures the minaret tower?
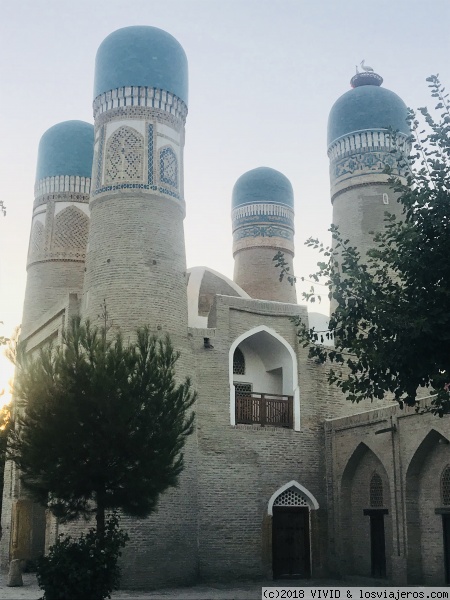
[82,26,189,348]
[80,27,197,587]
[21,121,93,334]
[328,69,410,259]
[232,166,297,303]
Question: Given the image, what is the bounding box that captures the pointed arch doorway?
[268,481,319,579]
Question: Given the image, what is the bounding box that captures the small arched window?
[370,472,383,507]
[233,347,245,375]
[441,466,450,506]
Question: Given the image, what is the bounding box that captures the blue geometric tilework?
[147,124,154,185]
[159,147,178,188]
[95,126,106,191]
[233,225,293,241]
[331,150,405,182]
[93,122,180,200]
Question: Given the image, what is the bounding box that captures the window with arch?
[273,487,309,508]
[233,347,245,375]
[159,146,178,188]
[370,472,384,507]
[105,126,144,184]
[441,466,450,505]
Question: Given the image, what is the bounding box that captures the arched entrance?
[268,481,319,579]
[229,326,300,430]
[405,429,450,585]
[340,443,392,579]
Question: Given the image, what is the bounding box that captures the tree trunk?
[96,493,106,540]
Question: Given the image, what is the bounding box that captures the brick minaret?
[21,121,93,335]
[232,166,297,303]
[80,26,197,588]
[82,26,189,351]
[328,71,410,262]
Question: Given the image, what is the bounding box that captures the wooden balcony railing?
[235,392,294,428]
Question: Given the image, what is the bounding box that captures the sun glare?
[0,351,14,408]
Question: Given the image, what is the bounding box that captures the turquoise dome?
[232,167,294,209]
[94,26,188,105]
[36,121,94,181]
[328,85,409,146]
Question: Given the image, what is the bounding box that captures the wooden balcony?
[235,392,294,428]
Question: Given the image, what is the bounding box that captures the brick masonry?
[3,32,450,589]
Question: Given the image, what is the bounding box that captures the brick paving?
[0,574,350,599]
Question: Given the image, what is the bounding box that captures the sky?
[0,0,449,401]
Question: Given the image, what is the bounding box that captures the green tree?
[280,75,450,417]
[8,317,196,536]
[0,402,11,518]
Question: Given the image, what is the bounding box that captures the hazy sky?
[0,0,449,350]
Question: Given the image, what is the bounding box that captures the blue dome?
[94,26,188,105]
[35,121,94,181]
[232,167,294,209]
[328,85,409,146]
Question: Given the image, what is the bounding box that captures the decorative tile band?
[147,124,154,185]
[35,176,91,198]
[233,224,294,242]
[330,149,408,183]
[327,130,410,161]
[93,87,188,121]
[232,203,294,220]
[232,203,294,230]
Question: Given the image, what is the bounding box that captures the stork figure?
[360,59,374,72]
[355,64,360,74]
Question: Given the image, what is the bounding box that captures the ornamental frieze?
[331,150,408,181]
[233,225,293,241]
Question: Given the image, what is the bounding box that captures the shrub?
[36,514,128,600]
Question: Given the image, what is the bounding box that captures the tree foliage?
[8,318,196,535]
[36,513,128,600]
[282,75,450,416]
[0,402,11,518]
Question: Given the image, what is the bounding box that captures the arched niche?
[405,428,450,584]
[340,442,392,579]
[229,326,300,430]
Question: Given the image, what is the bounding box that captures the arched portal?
[340,443,392,579]
[229,326,300,430]
[405,429,450,585]
[268,481,319,579]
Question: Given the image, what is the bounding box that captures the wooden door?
[443,514,450,583]
[272,507,310,579]
[370,513,386,578]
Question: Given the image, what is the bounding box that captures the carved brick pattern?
[53,207,88,251]
[29,221,44,256]
[441,466,450,505]
[369,472,384,507]
[273,488,308,507]
[105,126,144,184]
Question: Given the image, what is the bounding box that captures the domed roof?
[35,121,94,181]
[187,267,250,328]
[232,167,294,209]
[94,26,188,105]
[328,84,409,146]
